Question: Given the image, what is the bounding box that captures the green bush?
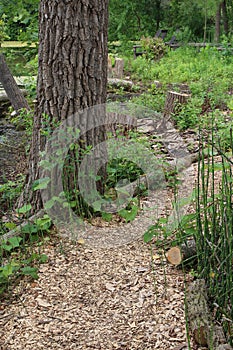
[140,36,168,61]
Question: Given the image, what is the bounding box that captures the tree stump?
[0,53,30,111]
[186,279,233,349]
[113,58,124,79]
[106,111,137,139]
[108,55,113,77]
[163,90,191,119]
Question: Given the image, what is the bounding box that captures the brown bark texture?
[18,0,109,211]
[186,279,233,349]
[163,90,191,119]
[0,53,30,111]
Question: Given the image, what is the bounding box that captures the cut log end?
[166,246,182,265]
[166,240,197,266]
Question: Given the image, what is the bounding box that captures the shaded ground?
[0,236,195,350]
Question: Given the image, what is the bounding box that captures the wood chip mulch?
[0,236,200,350]
[0,118,209,349]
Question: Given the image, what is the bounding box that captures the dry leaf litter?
[1,237,197,350]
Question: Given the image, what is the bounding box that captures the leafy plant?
[118,201,139,223]
[10,108,33,135]
[0,175,25,219]
[0,17,9,43]
[0,214,50,297]
[140,36,168,61]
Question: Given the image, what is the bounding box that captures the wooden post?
[0,53,30,111]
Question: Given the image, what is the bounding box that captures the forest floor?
[0,232,203,350]
[0,82,211,349]
[0,136,206,349]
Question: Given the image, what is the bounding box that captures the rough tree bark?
[17,0,109,212]
[221,0,229,36]
[163,90,191,119]
[0,53,30,111]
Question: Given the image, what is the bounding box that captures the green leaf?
[39,254,48,263]
[69,201,77,208]
[44,198,55,210]
[101,212,113,222]
[184,227,196,236]
[39,159,55,170]
[143,226,156,242]
[1,244,13,252]
[21,223,38,234]
[21,267,38,279]
[35,215,52,231]
[118,204,138,223]
[17,204,32,214]
[158,217,167,224]
[180,213,197,227]
[2,264,13,278]
[32,177,50,191]
[92,200,103,212]
[4,222,17,230]
[8,236,22,248]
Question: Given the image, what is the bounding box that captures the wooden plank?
[1,41,37,48]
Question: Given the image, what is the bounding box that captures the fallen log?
[186,279,233,349]
[0,89,27,103]
[107,78,134,91]
[0,53,30,111]
[166,239,197,265]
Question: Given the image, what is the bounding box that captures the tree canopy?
[0,0,232,43]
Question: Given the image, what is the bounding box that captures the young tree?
[18,0,109,212]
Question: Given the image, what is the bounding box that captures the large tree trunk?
[18,0,109,212]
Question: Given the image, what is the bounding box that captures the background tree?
[0,0,39,41]
[215,0,229,42]
[108,0,168,41]
[1,0,233,45]
[18,0,109,212]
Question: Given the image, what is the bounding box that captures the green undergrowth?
[0,178,52,298]
[143,123,233,346]
[0,213,51,298]
[127,46,233,133]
